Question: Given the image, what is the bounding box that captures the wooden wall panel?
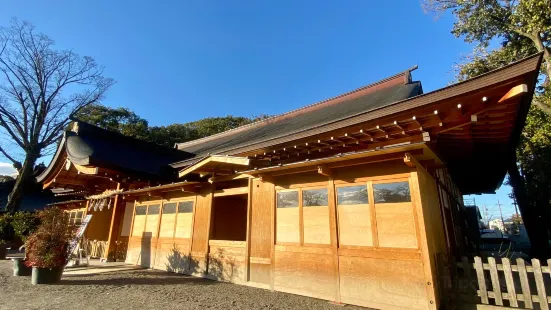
[153,239,191,273]
[174,213,193,238]
[125,237,157,268]
[249,263,271,285]
[339,256,428,310]
[413,168,449,308]
[120,202,134,237]
[248,179,274,285]
[276,208,299,243]
[250,179,274,259]
[338,204,373,246]
[132,215,146,237]
[302,206,330,244]
[159,214,176,238]
[144,214,159,238]
[375,202,417,248]
[274,250,336,300]
[125,238,142,265]
[190,190,213,255]
[86,207,113,241]
[208,241,246,283]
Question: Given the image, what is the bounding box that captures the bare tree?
[0,19,114,213]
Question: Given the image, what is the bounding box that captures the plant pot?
[31,266,64,284]
[12,258,32,276]
[0,247,6,260]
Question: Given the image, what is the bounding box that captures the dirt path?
[0,260,368,310]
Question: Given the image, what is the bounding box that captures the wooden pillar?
[105,183,123,261]
[244,178,253,282]
[328,177,341,303]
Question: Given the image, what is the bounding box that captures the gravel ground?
[0,260,368,310]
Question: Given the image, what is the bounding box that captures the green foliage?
[77,103,270,148]
[75,104,150,140]
[11,211,39,242]
[24,207,75,268]
[0,214,12,242]
[424,0,551,49]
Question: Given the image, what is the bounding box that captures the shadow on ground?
[60,270,217,286]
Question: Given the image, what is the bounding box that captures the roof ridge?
[176,66,417,150]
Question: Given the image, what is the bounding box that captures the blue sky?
[0,1,518,218]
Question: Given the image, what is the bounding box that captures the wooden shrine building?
[37,53,543,310]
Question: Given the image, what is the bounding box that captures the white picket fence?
[456,256,551,309]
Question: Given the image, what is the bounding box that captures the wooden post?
[244,178,253,282]
[502,258,518,308]
[517,258,533,309]
[328,177,341,303]
[105,183,122,261]
[532,258,548,310]
[488,257,503,306]
[474,256,489,304]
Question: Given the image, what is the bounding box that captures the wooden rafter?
[178,155,251,178]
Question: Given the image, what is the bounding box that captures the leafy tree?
[77,104,270,148]
[11,211,39,242]
[0,20,114,213]
[424,0,551,258]
[75,104,149,140]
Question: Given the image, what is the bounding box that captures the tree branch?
[0,144,21,169]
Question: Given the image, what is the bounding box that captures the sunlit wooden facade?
[37,53,542,310]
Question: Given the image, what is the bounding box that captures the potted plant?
[11,212,38,276]
[25,207,74,284]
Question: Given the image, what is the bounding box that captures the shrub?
[25,207,75,268]
[0,214,13,242]
[11,212,39,242]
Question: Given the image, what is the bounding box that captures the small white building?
[489,218,504,231]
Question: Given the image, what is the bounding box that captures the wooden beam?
[317,165,332,177]
[404,153,416,168]
[213,186,249,197]
[498,84,528,103]
[208,173,254,183]
[73,163,99,175]
[178,155,251,178]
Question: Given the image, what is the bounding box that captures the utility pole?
[484,204,489,228]
[497,200,505,236]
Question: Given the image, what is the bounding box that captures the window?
[135,206,147,215]
[277,191,299,208]
[75,211,84,225]
[373,182,411,203]
[302,189,330,244]
[178,201,194,213]
[175,200,194,238]
[276,188,330,245]
[303,189,328,206]
[374,181,417,248]
[337,185,373,246]
[132,204,147,237]
[68,211,76,225]
[144,204,161,238]
[159,202,177,238]
[276,191,300,243]
[337,185,368,205]
[162,202,177,214]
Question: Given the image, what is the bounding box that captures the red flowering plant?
[24,207,75,268]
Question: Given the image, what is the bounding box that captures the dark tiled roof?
[175,73,422,162]
[37,121,195,183]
